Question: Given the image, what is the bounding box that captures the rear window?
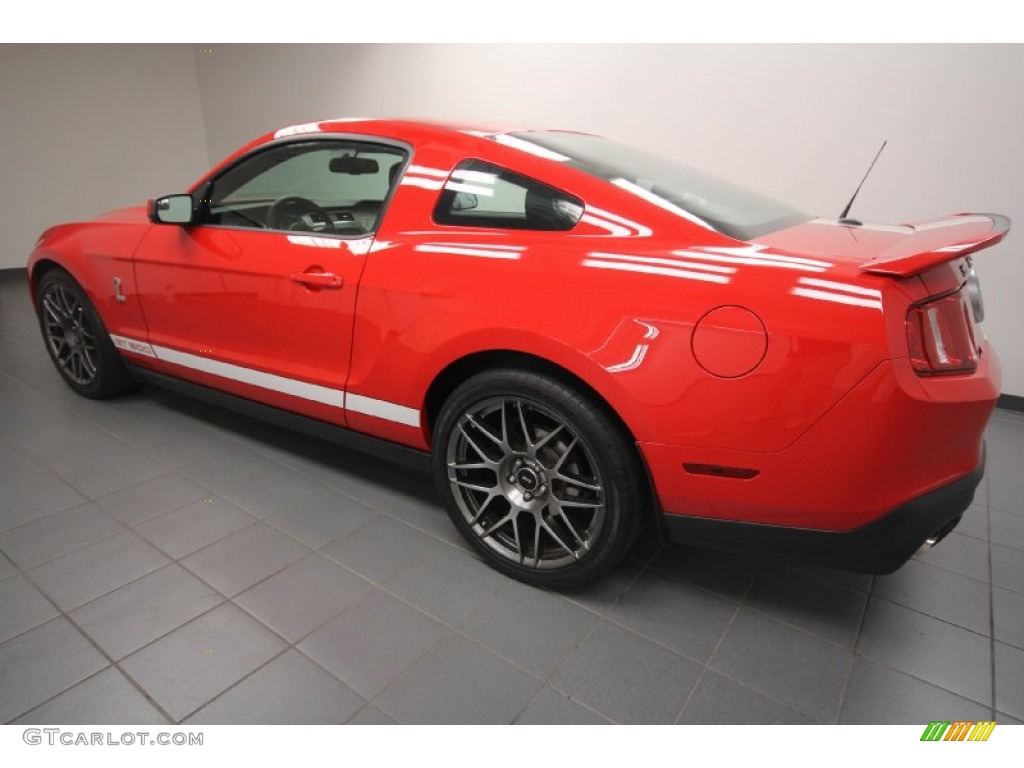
[433,159,583,231]
[508,131,809,240]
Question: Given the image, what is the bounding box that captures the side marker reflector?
[683,463,760,480]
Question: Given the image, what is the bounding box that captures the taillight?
[906,291,978,375]
[965,267,985,322]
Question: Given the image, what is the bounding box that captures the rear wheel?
[36,269,135,399]
[432,368,645,589]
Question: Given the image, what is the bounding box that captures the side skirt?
[127,364,431,474]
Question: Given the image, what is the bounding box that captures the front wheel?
[36,269,136,399]
[432,368,646,589]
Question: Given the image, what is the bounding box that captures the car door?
[133,138,408,425]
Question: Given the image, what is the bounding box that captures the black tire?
[432,368,646,589]
[35,269,136,399]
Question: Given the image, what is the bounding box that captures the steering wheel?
[266,196,333,233]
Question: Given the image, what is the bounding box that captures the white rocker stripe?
[345,393,421,428]
[151,343,345,408]
[110,334,419,427]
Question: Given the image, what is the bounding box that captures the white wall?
[192,44,1023,396]
[0,45,209,271]
[3,44,1020,396]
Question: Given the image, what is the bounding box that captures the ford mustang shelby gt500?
[27,118,1008,587]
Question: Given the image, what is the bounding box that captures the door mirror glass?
[149,194,194,225]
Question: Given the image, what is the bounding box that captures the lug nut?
[538,484,547,494]
[507,474,516,483]
[515,458,524,467]
[524,492,533,501]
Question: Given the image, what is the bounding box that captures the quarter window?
[201,140,407,236]
[433,159,583,231]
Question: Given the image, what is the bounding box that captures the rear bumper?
[640,353,998,532]
[661,451,984,574]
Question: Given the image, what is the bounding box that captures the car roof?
[196,118,599,195]
[269,117,532,140]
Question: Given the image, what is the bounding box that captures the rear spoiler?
[861,213,1010,277]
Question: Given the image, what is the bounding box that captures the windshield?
[509,131,810,241]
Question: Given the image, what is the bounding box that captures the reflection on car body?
[27,118,1008,587]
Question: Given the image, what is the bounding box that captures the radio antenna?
[838,140,887,225]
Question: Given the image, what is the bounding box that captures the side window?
[433,159,583,231]
[202,140,407,236]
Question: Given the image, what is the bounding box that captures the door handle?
[290,271,344,289]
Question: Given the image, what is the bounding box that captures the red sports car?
[27,118,1007,587]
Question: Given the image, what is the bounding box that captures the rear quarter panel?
[352,137,896,453]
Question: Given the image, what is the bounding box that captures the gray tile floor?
[1,270,1023,725]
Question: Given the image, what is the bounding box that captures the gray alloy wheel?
[40,281,101,386]
[36,270,135,399]
[433,368,645,588]
[446,395,607,569]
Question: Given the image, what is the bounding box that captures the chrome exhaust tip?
[915,536,940,556]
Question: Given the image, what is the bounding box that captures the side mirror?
[148,194,194,225]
